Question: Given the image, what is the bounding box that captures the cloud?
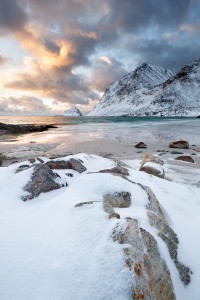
[0,96,54,115]
[0,0,199,114]
[0,54,6,65]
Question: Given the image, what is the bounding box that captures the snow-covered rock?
[64,107,82,116]
[88,59,200,117]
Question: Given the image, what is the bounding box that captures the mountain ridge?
[88,59,200,117]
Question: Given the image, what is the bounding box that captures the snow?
[88,59,200,117]
[64,107,82,117]
[0,153,200,299]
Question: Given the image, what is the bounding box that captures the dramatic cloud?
[0,0,199,114]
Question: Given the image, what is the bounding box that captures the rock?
[191,153,197,155]
[0,160,2,167]
[140,162,165,178]
[29,158,36,164]
[66,173,73,177]
[157,150,166,153]
[37,158,44,163]
[46,158,86,173]
[171,151,184,155]
[175,155,195,163]
[141,183,192,285]
[193,148,200,152]
[135,142,147,148]
[99,165,129,176]
[22,164,61,201]
[112,218,176,300]
[169,140,189,149]
[103,192,131,219]
[0,122,56,135]
[136,151,143,153]
[16,164,31,173]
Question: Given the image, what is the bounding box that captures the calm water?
[0,115,198,126]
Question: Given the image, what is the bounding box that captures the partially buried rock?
[22,164,61,201]
[99,165,129,176]
[135,142,147,148]
[46,158,86,173]
[112,218,176,300]
[175,155,195,163]
[169,140,189,149]
[103,192,131,219]
[140,162,165,179]
[171,151,184,155]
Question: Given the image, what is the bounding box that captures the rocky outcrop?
[46,158,86,173]
[0,122,56,135]
[22,164,62,201]
[169,140,189,149]
[175,155,195,163]
[112,218,176,300]
[140,183,191,285]
[103,192,131,219]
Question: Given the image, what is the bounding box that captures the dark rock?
[74,200,101,208]
[136,151,143,153]
[169,140,189,149]
[22,164,61,201]
[157,150,166,152]
[171,151,184,155]
[29,158,36,164]
[16,164,31,173]
[37,158,44,163]
[0,122,56,135]
[175,155,195,163]
[99,166,129,176]
[135,142,147,148]
[191,153,197,156]
[66,173,73,177]
[46,158,86,173]
[49,153,73,159]
[0,160,2,167]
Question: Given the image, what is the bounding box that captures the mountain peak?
[88,58,200,117]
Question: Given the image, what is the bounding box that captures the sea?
[0,116,199,159]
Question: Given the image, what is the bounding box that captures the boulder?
[103,192,131,219]
[46,158,86,173]
[112,218,176,300]
[22,164,62,201]
[140,162,165,178]
[135,142,147,148]
[193,148,200,152]
[169,140,189,149]
[99,165,129,176]
[175,155,195,163]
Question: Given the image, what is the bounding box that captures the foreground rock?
[141,183,191,285]
[112,218,176,300]
[103,192,131,219]
[46,158,86,173]
[175,155,195,163]
[22,164,62,201]
[99,165,129,176]
[0,122,56,135]
[140,162,165,178]
[169,140,189,149]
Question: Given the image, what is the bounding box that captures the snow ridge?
[88,59,200,117]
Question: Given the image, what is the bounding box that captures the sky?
[0,0,200,115]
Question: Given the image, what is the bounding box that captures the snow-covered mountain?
[64,107,82,117]
[88,59,200,117]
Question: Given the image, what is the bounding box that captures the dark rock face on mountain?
[89,59,200,117]
[0,122,56,135]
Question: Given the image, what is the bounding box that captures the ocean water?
[0,116,199,159]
